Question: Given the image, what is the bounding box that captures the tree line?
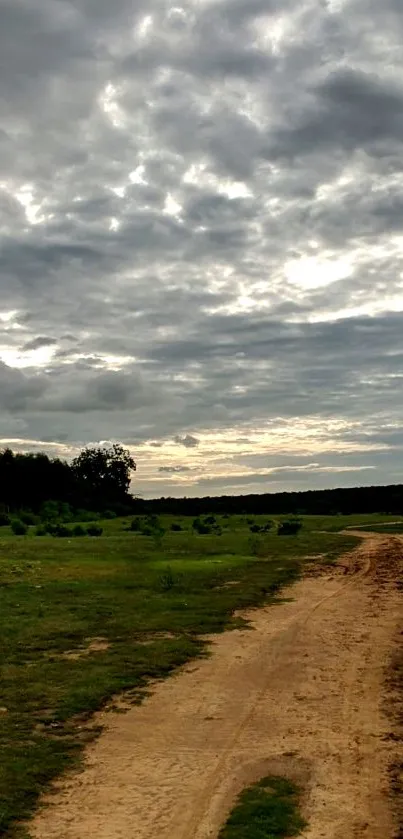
[135,484,403,517]
[0,445,136,515]
[1,443,402,518]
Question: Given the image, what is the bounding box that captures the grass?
[0,514,361,837]
[218,775,306,838]
[350,521,403,534]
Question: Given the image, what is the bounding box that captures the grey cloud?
[174,435,200,448]
[22,336,57,351]
[270,68,403,158]
[158,465,191,473]
[0,362,47,412]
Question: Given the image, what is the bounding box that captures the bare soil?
[31,534,403,839]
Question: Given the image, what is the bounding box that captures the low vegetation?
[218,775,306,839]
[0,513,360,838]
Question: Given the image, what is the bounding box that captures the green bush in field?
[0,512,10,526]
[19,510,38,526]
[54,525,71,538]
[193,515,222,535]
[34,525,48,536]
[130,517,142,531]
[278,518,302,536]
[171,523,182,531]
[87,525,103,537]
[72,525,87,537]
[249,520,274,534]
[103,510,117,520]
[11,519,28,536]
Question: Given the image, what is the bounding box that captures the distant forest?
[140,485,403,517]
[0,446,402,518]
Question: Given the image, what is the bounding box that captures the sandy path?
[31,535,403,839]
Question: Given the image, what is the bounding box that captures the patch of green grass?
[351,521,403,534]
[0,517,359,837]
[299,513,403,533]
[218,775,306,838]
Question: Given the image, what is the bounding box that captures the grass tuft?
[218,774,306,838]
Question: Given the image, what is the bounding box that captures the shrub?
[72,524,87,537]
[262,521,274,532]
[171,523,182,532]
[87,525,103,537]
[0,513,10,527]
[34,525,47,536]
[277,518,302,536]
[11,519,28,536]
[130,518,142,532]
[102,510,117,520]
[19,511,37,526]
[193,517,212,534]
[40,500,60,522]
[249,524,261,533]
[54,525,71,538]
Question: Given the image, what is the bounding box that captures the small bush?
[130,518,142,532]
[0,512,10,527]
[40,500,60,522]
[102,510,116,520]
[277,518,302,536]
[262,521,273,532]
[19,511,38,526]
[249,524,261,533]
[87,525,103,537]
[171,523,182,532]
[34,525,47,536]
[11,519,28,536]
[54,525,71,538]
[72,524,87,537]
[193,517,212,534]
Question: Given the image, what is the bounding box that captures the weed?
[158,565,176,591]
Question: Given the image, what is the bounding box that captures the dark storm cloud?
[1,0,403,494]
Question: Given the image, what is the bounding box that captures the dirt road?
[31,534,403,839]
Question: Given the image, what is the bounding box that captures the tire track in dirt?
[30,535,403,839]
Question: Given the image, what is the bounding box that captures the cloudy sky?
[1,0,403,497]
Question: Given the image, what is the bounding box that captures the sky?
[1,0,403,498]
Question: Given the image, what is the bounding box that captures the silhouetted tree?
[72,444,136,507]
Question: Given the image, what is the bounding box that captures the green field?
[0,513,397,837]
